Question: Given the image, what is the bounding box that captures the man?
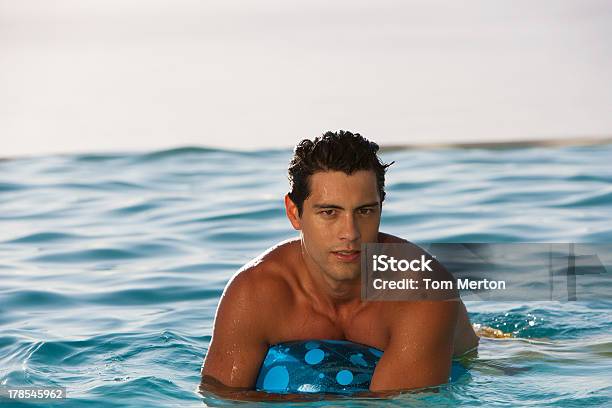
[201,131,479,396]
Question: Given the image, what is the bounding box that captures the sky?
[1,0,611,157]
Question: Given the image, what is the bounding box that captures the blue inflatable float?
[255,340,466,394]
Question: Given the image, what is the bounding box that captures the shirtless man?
[201,131,479,396]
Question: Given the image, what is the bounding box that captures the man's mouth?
[331,250,361,262]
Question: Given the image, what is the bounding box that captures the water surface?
[1,145,611,406]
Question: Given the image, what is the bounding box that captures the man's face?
[287,170,382,281]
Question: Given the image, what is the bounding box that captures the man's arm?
[454,299,480,355]
[369,300,459,392]
[201,270,269,388]
[379,232,480,357]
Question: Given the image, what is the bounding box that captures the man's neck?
[297,244,364,319]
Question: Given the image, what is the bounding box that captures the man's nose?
[339,213,361,242]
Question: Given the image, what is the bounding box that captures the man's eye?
[320,209,336,216]
[359,208,374,215]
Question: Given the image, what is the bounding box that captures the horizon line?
[3,134,612,160]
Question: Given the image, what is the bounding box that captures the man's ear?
[285,194,302,230]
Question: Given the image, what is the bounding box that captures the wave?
[552,190,612,208]
[6,232,85,244]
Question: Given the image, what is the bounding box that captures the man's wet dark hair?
[288,130,393,216]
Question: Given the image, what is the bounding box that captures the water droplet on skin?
[230,363,239,381]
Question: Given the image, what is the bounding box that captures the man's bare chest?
[267,303,390,351]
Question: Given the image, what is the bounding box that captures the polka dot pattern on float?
[255,339,468,395]
[336,370,354,385]
[262,365,289,391]
[304,348,324,365]
[255,340,380,394]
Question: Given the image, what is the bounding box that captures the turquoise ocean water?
[1,145,611,407]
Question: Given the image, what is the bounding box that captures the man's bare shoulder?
[223,239,301,305]
[378,232,408,243]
